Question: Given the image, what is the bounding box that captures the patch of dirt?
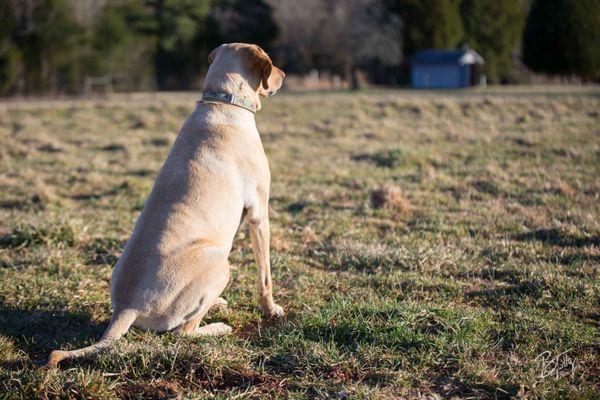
[119,380,180,400]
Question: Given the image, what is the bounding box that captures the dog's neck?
[202,63,262,113]
[196,70,259,135]
[196,100,257,133]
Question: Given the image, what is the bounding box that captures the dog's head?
[208,43,285,98]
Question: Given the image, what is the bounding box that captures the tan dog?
[46,43,285,367]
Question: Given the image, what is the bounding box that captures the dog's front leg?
[248,207,284,318]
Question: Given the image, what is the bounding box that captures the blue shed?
[411,47,485,89]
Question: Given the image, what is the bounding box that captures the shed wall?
[411,64,470,88]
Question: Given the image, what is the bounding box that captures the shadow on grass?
[480,268,524,283]
[307,242,409,274]
[434,374,518,400]
[351,148,406,168]
[70,186,125,201]
[466,280,546,307]
[545,253,600,268]
[0,303,106,367]
[512,228,600,248]
[0,199,29,210]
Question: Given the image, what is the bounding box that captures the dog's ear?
[208,46,220,64]
[247,46,273,90]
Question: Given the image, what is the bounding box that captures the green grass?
[0,88,598,399]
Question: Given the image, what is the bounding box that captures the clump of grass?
[301,226,319,245]
[271,234,290,252]
[37,141,64,154]
[84,236,124,265]
[470,179,502,196]
[101,143,127,152]
[4,369,120,400]
[146,137,170,147]
[312,241,407,273]
[129,110,157,130]
[370,184,414,215]
[30,178,59,208]
[0,222,79,249]
[353,148,406,168]
[543,180,576,197]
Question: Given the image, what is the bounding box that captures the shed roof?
[412,48,484,66]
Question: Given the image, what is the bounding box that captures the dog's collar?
[200,91,257,113]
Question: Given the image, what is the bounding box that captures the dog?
[46,43,286,367]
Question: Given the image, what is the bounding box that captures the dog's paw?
[208,322,232,335]
[196,322,232,336]
[213,297,228,309]
[263,303,285,318]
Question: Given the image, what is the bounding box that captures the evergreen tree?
[3,0,83,94]
[460,0,526,83]
[0,3,22,94]
[149,0,212,90]
[387,0,464,57]
[89,1,155,90]
[211,0,279,50]
[523,0,599,81]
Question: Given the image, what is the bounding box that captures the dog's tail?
[45,309,137,368]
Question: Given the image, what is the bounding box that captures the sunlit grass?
[0,88,598,398]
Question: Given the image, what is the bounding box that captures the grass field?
[0,88,598,399]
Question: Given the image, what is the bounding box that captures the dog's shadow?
[0,302,107,369]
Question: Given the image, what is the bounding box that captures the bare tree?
[267,0,328,73]
[268,0,402,87]
[69,0,108,24]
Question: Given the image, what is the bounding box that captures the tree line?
[0,0,597,95]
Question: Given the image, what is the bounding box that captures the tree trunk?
[154,0,167,90]
[351,68,361,90]
[344,58,361,91]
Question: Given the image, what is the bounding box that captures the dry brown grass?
[544,180,577,197]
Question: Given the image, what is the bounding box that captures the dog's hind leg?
[174,309,232,337]
[175,296,230,336]
[173,245,231,336]
[45,308,137,368]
